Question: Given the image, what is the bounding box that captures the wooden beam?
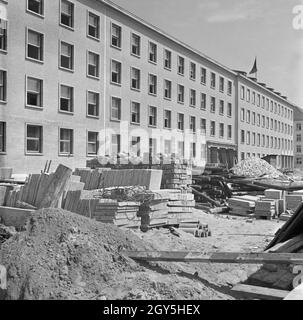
[232,284,289,300]
[284,283,303,300]
[123,251,303,265]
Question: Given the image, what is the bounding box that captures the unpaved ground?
[0,208,285,300]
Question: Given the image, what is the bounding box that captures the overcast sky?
[112,0,303,107]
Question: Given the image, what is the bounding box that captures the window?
[60,0,74,28]
[241,130,245,144]
[201,68,206,84]
[164,140,171,155]
[87,91,99,117]
[219,100,224,115]
[0,122,6,153]
[111,60,121,84]
[227,103,232,117]
[177,85,184,103]
[148,74,157,95]
[111,97,121,121]
[219,123,224,138]
[257,114,260,126]
[262,96,265,108]
[252,112,255,125]
[200,118,206,134]
[262,115,265,128]
[111,23,121,48]
[164,80,172,99]
[87,52,99,78]
[149,42,157,63]
[190,62,196,80]
[27,29,43,61]
[246,131,250,145]
[59,128,73,155]
[149,106,157,127]
[164,110,172,129]
[297,123,302,131]
[177,113,184,131]
[131,101,140,124]
[190,89,196,107]
[240,86,245,100]
[190,116,196,133]
[28,0,44,15]
[88,12,100,39]
[257,134,260,146]
[210,97,216,113]
[131,136,141,156]
[60,41,74,70]
[252,133,256,145]
[227,81,232,95]
[252,92,255,104]
[240,108,245,122]
[257,94,260,107]
[26,77,42,108]
[131,68,140,90]
[201,93,206,110]
[246,111,250,124]
[87,131,99,155]
[210,72,216,88]
[149,138,157,157]
[178,56,184,75]
[297,158,302,165]
[0,70,7,102]
[266,117,269,129]
[178,141,184,157]
[60,85,73,113]
[0,19,7,52]
[164,49,172,69]
[297,134,301,142]
[111,134,121,155]
[210,121,215,136]
[26,125,43,154]
[190,143,196,158]
[131,33,140,56]
[219,77,224,92]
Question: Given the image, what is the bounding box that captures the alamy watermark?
[293,5,303,29]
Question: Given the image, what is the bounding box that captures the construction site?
[1,156,303,301]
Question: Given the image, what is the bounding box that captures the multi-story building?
[0,0,296,173]
[294,106,303,168]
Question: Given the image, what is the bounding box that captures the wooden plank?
[0,206,34,228]
[232,284,288,300]
[122,251,303,265]
[266,234,303,253]
[284,283,303,300]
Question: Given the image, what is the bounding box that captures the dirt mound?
[0,208,150,300]
[231,157,283,178]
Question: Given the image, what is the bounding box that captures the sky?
[111,0,303,107]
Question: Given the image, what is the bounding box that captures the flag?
[249,57,258,75]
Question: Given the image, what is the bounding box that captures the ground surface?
[0,208,285,300]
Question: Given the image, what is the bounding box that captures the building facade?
[0,0,296,173]
[294,106,303,168]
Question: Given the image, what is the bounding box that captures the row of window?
[240,129,293,150]
[241,153,293,162]
[240,85,293,120]
[240,108,293,136]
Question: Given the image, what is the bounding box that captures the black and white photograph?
[1,0,303,307]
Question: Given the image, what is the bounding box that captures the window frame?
[110,22,122,49]
[0,121,6,154]
[163,109,172,129]
[60,0,74,30]
[26,0,44,18]
[0,69,7,103]
[0,18,8,53]
[59,40,74,71]
[87,50,100,79]
[25,123,43,155]
[59,84,74,114]
[130,100,140,125]
[148,41,157,64]
[130,32,141,57]
[86,90,100,118]
[148,73,157,96]
[87,11,100,41]
[26,75,43,109]
[87,131,99,156]
[110,96,122,122]
[164,79,172,100]
[59,127,74,156]
[110,59,122,85]
[26,28,44,63]
[148,105,157,127]
[130,67,141,91]
[163,49,172,70]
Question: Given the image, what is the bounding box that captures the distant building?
[294,106,303,168]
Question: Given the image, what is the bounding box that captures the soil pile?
[0,208,149,300]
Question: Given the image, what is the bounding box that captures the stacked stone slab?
[160,163,192,190]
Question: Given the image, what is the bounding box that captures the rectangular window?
[252,112,255,125]
[87,52,99,78]
[111,60,121,84]
[111,134,121,155]
[219,123,224,138]
[0,18,7,51]
[266,117,269,129]
[297,158,302,165]
[201,68,206,84]
[177,113,184,131]
[219,77,224,92]
[178,56,184,75]
[246,89,250,102]
[210,97,216,113]
[257,114,260,126]
[246,131,250,145]
[27,77,42,108]
[240,108,245,122]
[87,131,99,155]
[149,42,157,63]
[240,86,245,100]
[190,143,196,158]
[27,29,43,61]
[227,103,232,117]
[200,118,206,134]
[131,33,140,56]
[60,85,73,112]
[88,12,100,39]
[219,100,224,115]
[190,89,196,106]
[178,141,184,157]
[257,134,260,147]
[149,138,157,157]
[149,106,157,127]
[87,91,99,117]
[252,133,256,145]
[164,140,171,155]
[164,80,172,99]
[111,23,122,48]
[190,62,196,80]
[148,74,157,95]
[131,67,140,90]
[0,122,6,153]
[241,130,245,144]
[201,93,206,110]
[60,0,74,28]
[28,0,44,16]
[164,110,172,129]
[111,97,121,121]
[297,134,301,142]
[262,96,265,108]
[227,81,232,95]
[164,49,172,69]
[0,70,7,102]
[131,101,140,124]
[178,84,184,103]
[131,136,141,157]
[210,72,216,89]
[26,124,43,154]
[60,41,74,70]
[297,123,302,131]
[210,121,215,136]
[262,115,265,127]
[190,116,196,133]
[257,94,260,107]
